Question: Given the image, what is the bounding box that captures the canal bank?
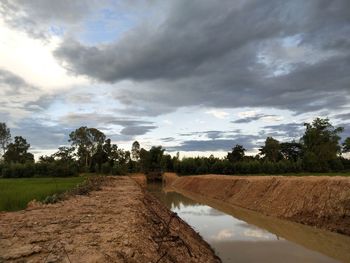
[166,173,350,235]
[0,176,220,262]
[147,180,350,262]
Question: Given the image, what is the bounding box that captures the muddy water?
[147,182,350,263]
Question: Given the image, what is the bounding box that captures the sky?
[0,0,350,159]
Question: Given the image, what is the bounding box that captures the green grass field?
[0,177,85,211]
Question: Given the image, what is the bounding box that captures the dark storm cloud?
[335,113,350,121]
[340,123,350,140]
[179,130,242,140]
[0,69,36,94]
[167,135,259,152]
[160,137,175,142]
[11,120,71,149]
[261,123,305,139]
[0,68,26,87]
[232,114,278,123]
[54,0,350,115]
[61,112,157,136]
[0,69,46,120]
[120,125,157,136]
[0,0,106,38]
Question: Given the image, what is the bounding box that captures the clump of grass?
[70,176,106,195]
[40,176,107,205]
[43,193,60,204]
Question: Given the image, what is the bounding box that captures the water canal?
[147,182,350,263]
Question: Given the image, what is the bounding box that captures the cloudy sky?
[1,0,349,158]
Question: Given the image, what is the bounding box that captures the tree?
[301,118,343,171]
[259,137,281,162]
[280,141,302,161]
[109,144,119,165]
[0,123,11,158]
[343,137,350,153]
[39,155,55,163]
[92,143,108,172]
[118,149,131,165]
[161,154,174,171]
[140,146,165,176]
[227,144,246,162]
[131,141,140,161]
[103,139,112,159]
[52,146,75,162]
[3,136,34,163]
[69,127,106,168]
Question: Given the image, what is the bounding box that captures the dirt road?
[0,176,220,263]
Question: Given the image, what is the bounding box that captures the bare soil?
[0,176,220,263]
[167,173,350,235]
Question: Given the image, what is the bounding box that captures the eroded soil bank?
[166,173,350,235]
[0,176,220,263]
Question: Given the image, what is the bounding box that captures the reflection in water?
[147,183,349,263]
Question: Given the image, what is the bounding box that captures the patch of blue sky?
[49,25,65,37]
[77,8,139,45]
[282,34,303,47]
[46,99,76,120]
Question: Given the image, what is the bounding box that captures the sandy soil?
[0,176,220,263]
[167,173,350,235]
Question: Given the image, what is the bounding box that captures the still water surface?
[147,183,350,263]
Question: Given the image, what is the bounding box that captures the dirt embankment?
[0,176,220,263]
[166,173,350,235]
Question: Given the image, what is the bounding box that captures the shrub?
[111,164,127,175]
[329,158,344,172]
[0,162,78,178]
[101,162,111,174]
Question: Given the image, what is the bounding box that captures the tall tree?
[3,136,34,163]
[227,144,246,162]
[140,146,165,174]
[92,143,108,172]
[52,146,75,162]
[117,149,130,165]
[69,127,106,168]
[131,141,140,161]
[280,141,302,161]
[343,137,350,153]
[259,137,281,162]
[0,123,11,158]
[301,118,343,171]
[110,144,119,165]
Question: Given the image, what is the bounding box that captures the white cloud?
[206,109,229,119]
[0,19,87,91]
[243,229,272,239]
[212,229,234,241]
[163,119,173,125]
[238,110,258,118]
[261,115,283,122]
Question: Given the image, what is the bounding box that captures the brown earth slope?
[0,176,220,263]
[168,174,350,235]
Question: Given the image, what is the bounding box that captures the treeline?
[174,118,350,175]
[0,117,350,178]
[0,125,133,178]
[174,156,350,175]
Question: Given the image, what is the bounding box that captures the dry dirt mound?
[168,174,350,235]
[0,176,220,263]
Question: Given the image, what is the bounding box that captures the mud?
[0,176,220,263]
[166,173,350,235]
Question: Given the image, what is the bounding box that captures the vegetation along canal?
[147,182,350,263]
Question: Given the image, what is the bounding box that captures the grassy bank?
[0,177,85,211]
